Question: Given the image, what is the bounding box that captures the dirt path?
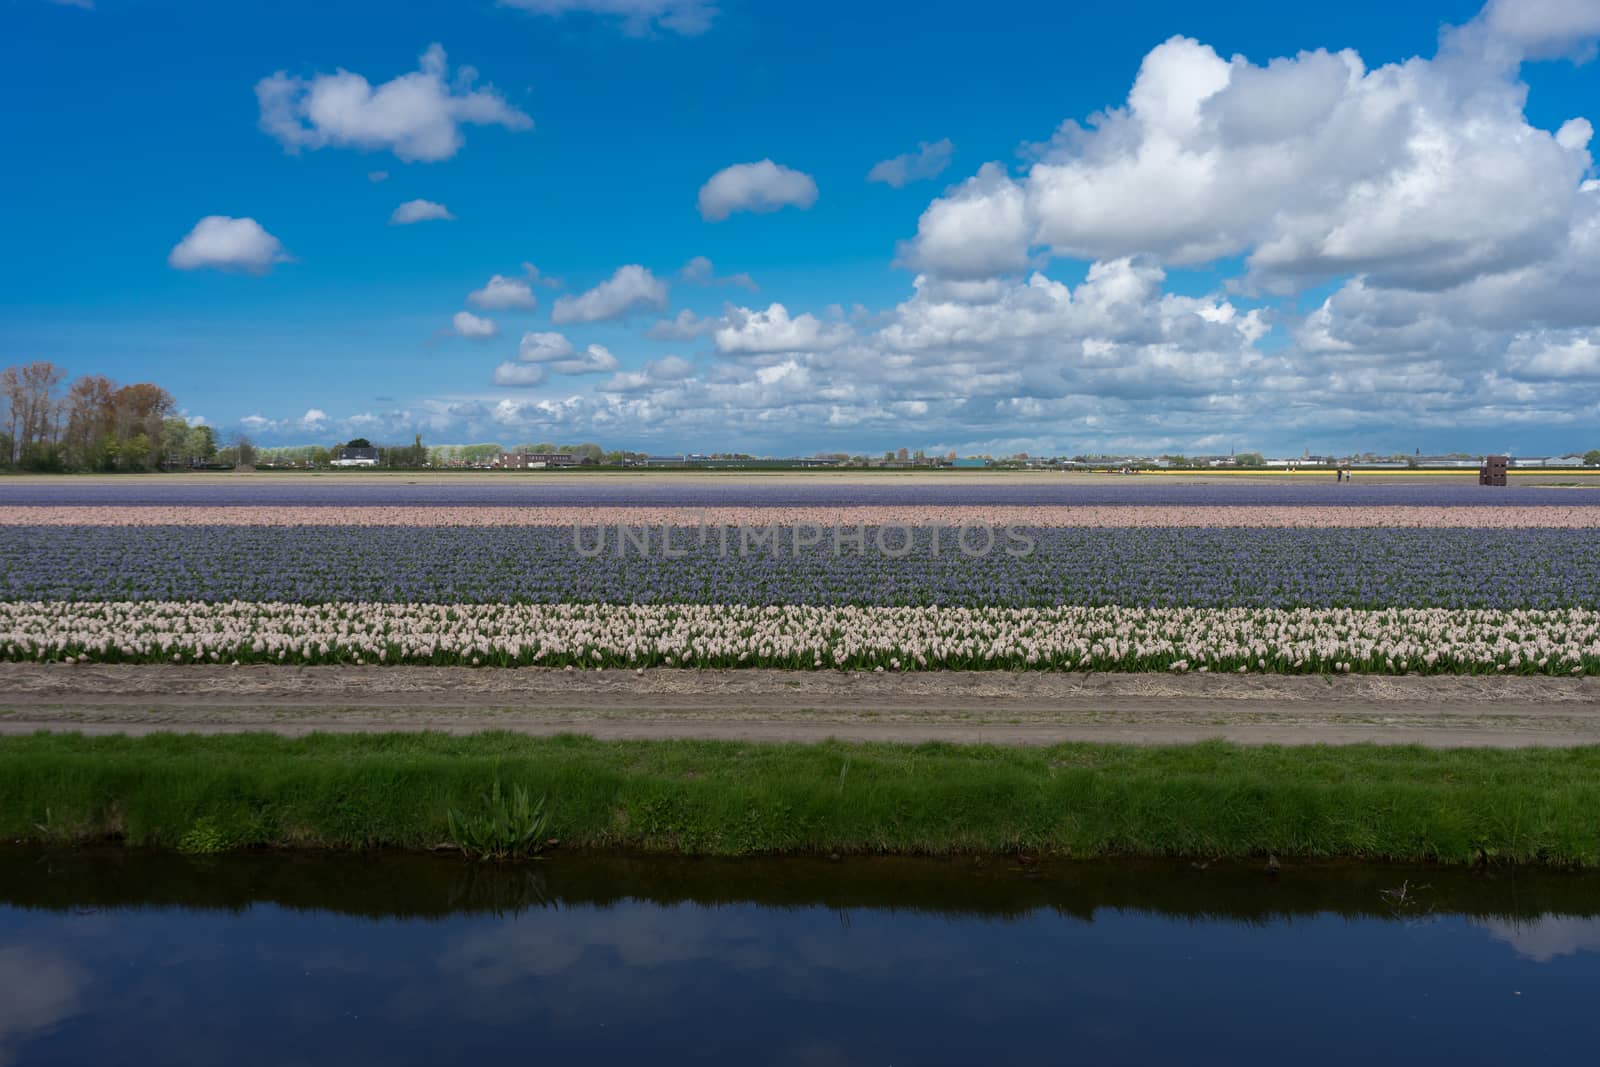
[3,664,1598,747]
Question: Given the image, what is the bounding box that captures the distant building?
[952,458,988,469]
[493,451,580,469]
[331,446,379,467]
[1514,455,1586,468]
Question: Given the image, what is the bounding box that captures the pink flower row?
[5,505,1600,528]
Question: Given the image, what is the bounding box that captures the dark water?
[3,479,1598,506]
[2,851,1598,1066]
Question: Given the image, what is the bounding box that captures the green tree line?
[1,360,214,472]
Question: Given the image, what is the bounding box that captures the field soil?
[3,664,1598,747]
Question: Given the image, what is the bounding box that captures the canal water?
[1,850,1597,1065]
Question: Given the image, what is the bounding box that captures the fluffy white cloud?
[899,163,1032,278]
[256,44,532,163]
[518,332,577,363]
[451,311,498,339]
[389,199,456,225]
[714,303,855,355]
[603,354,697,392]
[511,331,618,374]
[1482,0,1600,59]
[496,0,716,36]
[648,309,720,340]
[867,138,954,187]
[492,361,547,387]
[698,160,818,221]
[422,261,1285,452]
[679,255,758,291]
[168,216,291,273]
[905,17,1594,291]
[551,265,668,323]
[468,274,539,310]
[492,331,618,386]
[1507,333,1600,377]
[551,344,621,374]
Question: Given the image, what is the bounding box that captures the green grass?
[3,732,1599,865]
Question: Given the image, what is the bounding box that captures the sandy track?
[2,664,1598,747]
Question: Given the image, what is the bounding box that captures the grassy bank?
[4,732,1599,865]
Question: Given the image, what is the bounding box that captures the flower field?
[6,601,1598,675]
[7,504,1600,527]
[2,478,1598,675]
[4,478,1598,507]
[5,524,1600,609]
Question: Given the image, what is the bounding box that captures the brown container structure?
[1479,455,1508,486]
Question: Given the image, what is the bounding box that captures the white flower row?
[2,601,1597,675]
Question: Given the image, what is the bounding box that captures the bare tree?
[0,361,65,464]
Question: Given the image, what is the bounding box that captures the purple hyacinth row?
[4,525,1599,609]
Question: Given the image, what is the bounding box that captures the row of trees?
[1,360,214,472]
[257,440,614,469]
[257,435,432,469]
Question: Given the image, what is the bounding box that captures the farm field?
[3,470,1600,750]
[3,472,1600,682]
[5,468,1600,506]
[4,477,1600,859]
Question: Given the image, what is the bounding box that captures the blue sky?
[4,0,1599,456]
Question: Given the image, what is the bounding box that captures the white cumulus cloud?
[511,331,619,373]
[256,43,532,163]
[168,216,291,274]
[904,18,1595,292]
[550,344,621,375]
[601,354,697,392]
[899,163,1032,278]
[648,309,720,340]
[679,255,758,291]
[698,160,818,222]
[492,362,547,387]
[518,332,577,363]
[389,199,456,225]
[493,331,619,387]
[468,274,539,310]
[714,303,855,355]
[452,311,498,339]
[551,265,669,323]
[1482,0,1600,59]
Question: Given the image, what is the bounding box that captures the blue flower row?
[4,525,1599,608]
